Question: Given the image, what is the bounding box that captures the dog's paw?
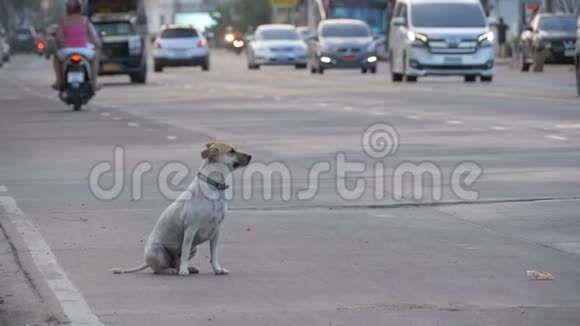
[178,267,190,276]
[214,267,229,276]
[188,266,200,274]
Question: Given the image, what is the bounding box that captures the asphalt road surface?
[1,51,580,326]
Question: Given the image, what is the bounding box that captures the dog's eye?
[229,149,236,154]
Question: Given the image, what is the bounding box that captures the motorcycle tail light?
[37,42,45,50]
[71,54,82,62]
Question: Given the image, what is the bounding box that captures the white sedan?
[247,24,308,70]
[153,25,210,72]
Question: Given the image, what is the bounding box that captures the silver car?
[310,19,378,75]
[246,24,308,70]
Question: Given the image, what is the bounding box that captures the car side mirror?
[308,34,318,42]
[392,17,406,27]
[487,17,498,26]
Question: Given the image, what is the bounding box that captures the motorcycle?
[224,31,245,55]
[59,53,94,111]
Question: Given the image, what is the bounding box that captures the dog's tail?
[111,263,149,274]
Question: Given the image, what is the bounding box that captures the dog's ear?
[201,146,219,160]
[205,142,215,149]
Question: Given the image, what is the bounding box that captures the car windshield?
[321,24,371,37]
[94,22,134,36]
[259,29,299,40]
[16,29,33,37]
[540,16,577,31]
[411,3,486,28]
[161,28,198,38]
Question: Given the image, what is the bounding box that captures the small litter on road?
[526,270,554,280]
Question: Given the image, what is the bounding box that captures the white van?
[388,0,496,83]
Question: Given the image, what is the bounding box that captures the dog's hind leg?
[145,244,177,275]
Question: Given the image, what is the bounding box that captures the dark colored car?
[520,13,577,71]
[309,19,378,75]
[576,17,580,95]
[92,15,148,84]
[10,27,36,53]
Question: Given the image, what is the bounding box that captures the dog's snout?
[246,155,252,162]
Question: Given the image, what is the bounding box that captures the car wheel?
[130,71,147,84]
[370,67,377,74]
[318,67,324,74]
[154,61,163,73]
[310,65,317,74]
[480,76,493,82]
[576,61,580,96]
[201,57,210,71]
[464,75,476,82]
[361,68,368,74]
[406,75,417,82]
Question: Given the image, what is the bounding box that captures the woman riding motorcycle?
[53,0,101,90]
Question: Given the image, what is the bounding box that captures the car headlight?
[407,31,428,46]
[128,36,142,55]
[477,31,494,44]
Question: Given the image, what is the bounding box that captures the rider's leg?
[91,50,99,89]
[53,54,63,88]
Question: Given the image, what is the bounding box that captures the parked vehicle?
[153,25,210,72]
[389,0,496,82]
[520,13,577,72]
[10,27,37,53]
[92,14,148,84]
[576,17,580,95]
[247,24,308,70]
[309,19,378,74]
[58,53,95,111]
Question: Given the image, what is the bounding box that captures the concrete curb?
[0,204,69,325]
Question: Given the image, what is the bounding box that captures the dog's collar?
[197,172,229,191]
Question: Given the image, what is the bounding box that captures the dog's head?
[201,142,252,171]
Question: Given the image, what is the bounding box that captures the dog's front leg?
[179,225,196,276]
[210,229,229,275]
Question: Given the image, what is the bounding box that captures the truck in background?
[88,0,148,84]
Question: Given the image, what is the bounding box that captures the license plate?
[17,34,29,41]
[565,49,575,57]
[103,63,121,72]
[343,54,357,61]
[67,72,85,83]
[172,50,187,57]
[444,56,463,64]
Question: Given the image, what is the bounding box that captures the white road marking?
[446,120,464,125]
[546,134,567,141]
[556,124,580,129]
[370,111,385,116]
[317,102,329,107]
[255,95,264,99]
[274,97,282,102]
[0,185,7,192]
[343,106,354,111]
[0,195,104,325]
[127,122,140,127]
[112,117,122,121]
[406,115,421,120]
[490,126,508,131]
[99,112,110,117]
[165,135,178,141]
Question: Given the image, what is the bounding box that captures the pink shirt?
[63,18,88,48]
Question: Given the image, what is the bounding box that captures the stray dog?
[112,142,251,276]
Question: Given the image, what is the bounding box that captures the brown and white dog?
[112,142,251,276]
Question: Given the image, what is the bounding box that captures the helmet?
[66,0,83,14]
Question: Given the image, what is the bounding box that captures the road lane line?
[0,185,7,192]
[556,124,580,129]
[370,111,385,116]
[343,106,354,111]
[446,120,464,125]
[406,115,420,120]
[317,102,329,107]
[490,126,508,131]
[0,195,104,325]
[112,117,122,121]
[99,112,110,117]
[546,135,567,141]
[127,122,140,127]
[165,135,178,141]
